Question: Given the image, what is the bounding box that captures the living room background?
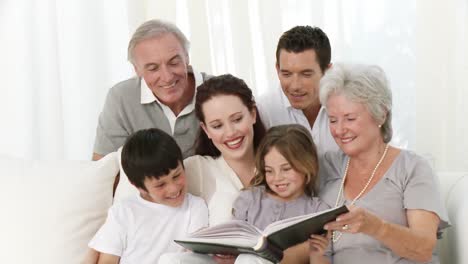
[0,0,466,172]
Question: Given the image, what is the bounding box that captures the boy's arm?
[81,248,99,264]
[97,253,120,264]
[88,206,126,264]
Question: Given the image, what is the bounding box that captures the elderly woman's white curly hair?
[319,63,393,143]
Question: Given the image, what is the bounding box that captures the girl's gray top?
[232,185,330,230]
[319,149,450,264]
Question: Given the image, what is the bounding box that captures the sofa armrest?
[0,152,119,264]
[436,172,468,264]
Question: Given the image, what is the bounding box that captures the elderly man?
[257,26,339,156]
[92,19,210,160]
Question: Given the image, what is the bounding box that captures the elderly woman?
[318,64,449,264]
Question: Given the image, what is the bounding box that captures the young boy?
[88,128,208,264]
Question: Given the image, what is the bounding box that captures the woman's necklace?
[332,144,390,243]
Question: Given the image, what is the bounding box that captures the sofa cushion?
[0,152,119,264]
[113,147,138,203]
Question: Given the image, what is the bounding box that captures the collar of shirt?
[139,65,203,134]
[278,88,293,109]
[280,88,329,139]
[280,88,310,119]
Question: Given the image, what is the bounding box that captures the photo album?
[175,205,348,262]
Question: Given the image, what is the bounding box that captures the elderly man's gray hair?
[127,19,190,64]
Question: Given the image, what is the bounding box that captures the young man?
[88,128,208,264]
[92,19,211,161]
[257,26,339,156]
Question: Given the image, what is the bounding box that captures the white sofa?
[0,153,465,264]
[436,172,468,264]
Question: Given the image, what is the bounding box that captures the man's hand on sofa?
[93,153,104,161]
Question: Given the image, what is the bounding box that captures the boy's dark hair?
[275,26,331,73]
[121,128,183,191]
[194,74,266,157]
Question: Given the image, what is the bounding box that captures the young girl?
[232,124,331,264]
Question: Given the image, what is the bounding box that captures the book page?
[182,220,263,248]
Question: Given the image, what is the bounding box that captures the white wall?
[415,0,468,171]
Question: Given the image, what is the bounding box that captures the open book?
[175,205,348,262]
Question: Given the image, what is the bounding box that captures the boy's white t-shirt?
[89,193,208,264]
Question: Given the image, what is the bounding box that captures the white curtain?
[0,0,466,171]
[0,0,134,160]
[414,0,468,171]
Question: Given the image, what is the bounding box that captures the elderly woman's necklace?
[332,144,390,243]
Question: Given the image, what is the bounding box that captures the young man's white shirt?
[256,85,339,156]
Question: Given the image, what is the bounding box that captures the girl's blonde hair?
[251,124,319,196]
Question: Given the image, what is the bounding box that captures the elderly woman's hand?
[324,205,386,236]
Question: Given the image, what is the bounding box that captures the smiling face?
[137,163,187,207]
[132,33,191,111]
[276,49,325,111]
[326,93,383,158]
[264,147,306,202]
[200,95,256,161]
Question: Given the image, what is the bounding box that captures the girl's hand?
[309,231,330,257]
[324,205,385,236]
[212,254,237,264]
